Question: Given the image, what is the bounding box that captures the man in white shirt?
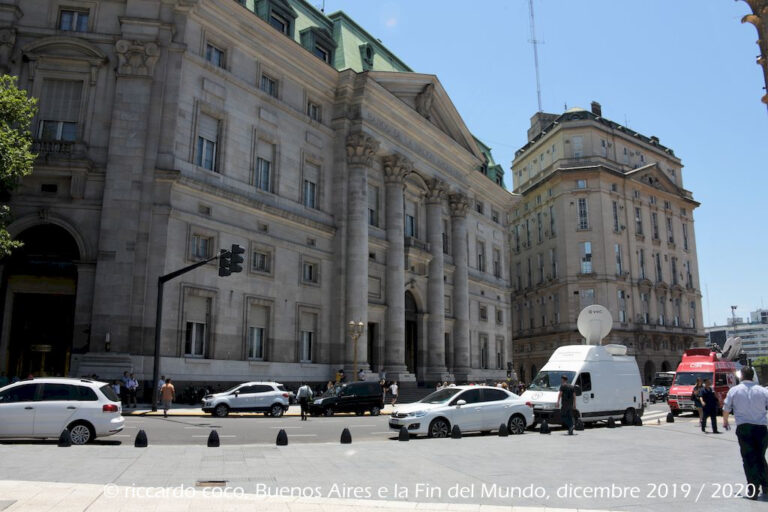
[296,382,313,421]
[390,381,399,406]
[723,367,768,500]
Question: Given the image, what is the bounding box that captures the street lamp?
[348,321,365,381]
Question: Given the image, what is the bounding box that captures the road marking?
[113,435,130,438]
[191,435,236,438]
[183,426,208,429]
[288,434,317,437]
[370,432,396,435]
[269,426,303,429]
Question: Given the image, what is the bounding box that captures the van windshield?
[673,372,712,386]
[420,388,463,404]
[529,371,576,391]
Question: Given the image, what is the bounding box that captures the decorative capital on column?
[425,178,447,204]
[115,39,159,78]
[0,28,16,73]
[346,132,380,167]
[382,153,413,183]
[449,193,469,218]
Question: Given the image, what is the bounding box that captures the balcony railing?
[32,139,74,155]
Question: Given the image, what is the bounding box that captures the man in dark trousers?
[723,366,768,500]
[296,382,313,421]
[558,375,576,435]
[699,378,719,433]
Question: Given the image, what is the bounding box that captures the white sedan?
[389,385,533,438]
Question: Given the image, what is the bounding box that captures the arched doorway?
[644,360,656,386]
[404,291,418,377]
[1,225,79,378]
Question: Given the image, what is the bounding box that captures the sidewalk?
[122,403,402,417]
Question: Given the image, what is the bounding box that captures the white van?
[521,344,643,426]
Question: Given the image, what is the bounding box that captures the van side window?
[576,372,592,392]
[715,373,728,386]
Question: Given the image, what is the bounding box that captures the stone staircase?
[392,385,434,404]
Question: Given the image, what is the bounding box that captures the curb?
[123,411,396,418]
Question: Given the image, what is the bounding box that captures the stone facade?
[510,103,706,385]
[0,0,513,386]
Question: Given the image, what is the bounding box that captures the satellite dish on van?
[577,305,613,345]
[721,337,743,361]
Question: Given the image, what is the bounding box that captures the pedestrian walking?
[699,378,719,433]
[558,375,576,435]
[160,377,175,418]
[357,368,365,381]
[127,373,138,408]
[297,382,313,421]
[390,381,399,406]
[723,366,768,500]
[156,375,165,406]
[111,380,121,397]
[120,371,130,405]
[692,377,704,426]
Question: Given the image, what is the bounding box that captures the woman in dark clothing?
[699,379,719,433]
[692,378,704,426]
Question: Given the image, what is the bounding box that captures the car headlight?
[407,411,427,418]
[314,399,323,405]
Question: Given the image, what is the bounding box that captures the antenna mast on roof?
[528,0,543,113]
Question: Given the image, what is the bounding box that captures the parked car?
[650,386,668,403]
[0,377,125,445]
[388,385,533,438]
[642,386,652,407]
[201,382,291,417]
[308,381,383,416]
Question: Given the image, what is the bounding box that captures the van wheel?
[214,404,229,418]
[508,414,526,435]
[369,406,381,416]
[270,404,284,418]
[622,408,636,426]
[68,421,95,445]
[428,418,450,438]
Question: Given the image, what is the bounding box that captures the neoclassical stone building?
[510,103,705,384]
[0,0,514,385]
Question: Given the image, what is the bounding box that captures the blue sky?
[326,0,768,327]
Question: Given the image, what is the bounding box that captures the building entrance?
[404,291,418,377]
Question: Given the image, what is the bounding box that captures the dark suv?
[309,381,384,416]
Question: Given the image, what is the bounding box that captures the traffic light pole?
[151,254,220,412]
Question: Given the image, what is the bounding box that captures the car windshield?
[420,388,463,404]
[322,386,340,397]
[222,385,241,395]
[100,384,119,402]
[528,371,576,391]
[673,372,712,386]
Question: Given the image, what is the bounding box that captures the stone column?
[382,154,411,377]
[426,178,450,382]
[344,133,379,370]
[450,193,471,381]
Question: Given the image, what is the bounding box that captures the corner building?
[0,0,514,386]
[510,103,705,385]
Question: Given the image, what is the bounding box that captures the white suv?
[0,378,125,445]
[202,381,291,417]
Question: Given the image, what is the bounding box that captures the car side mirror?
[234,391,239,397]
[456,399,467,407]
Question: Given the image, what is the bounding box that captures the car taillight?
[282,393,290,398]
[103,404,119,413]
[525,401,533,408]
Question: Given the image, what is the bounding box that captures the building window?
[553,293,560,324]
[526,258,532,288]
[639,248,646,280]
[549,248,557,279]
[302,261,318,284]
[368,185,379,227]
[269,11,290,34]
[514,225,521,252]
[247,327,264,360]
[641,293,649,324]
[576,179,587,189]
[444,295,452,315]
[442,220,449,253]
[479,304,488,321]
[307,101,321,121]
[314,44,331,63]
[476,241,486,272]
[38,80,83,142]
[651,212,659,240]
[577,198,589,229]
[260,74,278,97]
[615,244,623,275]
[618,290,627,323]
[185,321,206,357]
[205,43,225,68]
[537,212,543,242]
[252,250,271,273]
[525,219,531,246]
[191,234,212,260]
[515,262,522,290]
[673,298,681,327]
[666,217,674,243]
[682,223,689,251]
[59,9,89,31]
[600,139,608,157]
[303,179,317,209]
[579,289,595,310]
[496,309,503,325]
[537,253,544,284]
[572,137,583,158]
[480,335,489,369]
[689,300,696,328]
[635,207,643,235]
[580,241,592,274]
[685,260,693,288]
[492,248,501,278]
[405,214,416,238]
[475,200,484,215]
[655,253,663,283]
[650,195,657,205]
[195,113,219,171]
[658,296,666,326]
[549,205,556,236]
[491,209,500,223]
[612,201,620,232]
[300,330,313,362]
[249,156,270,192]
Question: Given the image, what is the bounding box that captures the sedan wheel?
[508,415,526,435]
[324,408,334,417]
[369,406,381,416]
[69,422,94,445]
[428,418,450,438]
[214,404,229,417]
[271,404,284,418]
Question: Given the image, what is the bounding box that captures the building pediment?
[22,36,108,65]
[626,163,682,196]
[367,72,484,160]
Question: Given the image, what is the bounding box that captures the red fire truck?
[667,348,740,416]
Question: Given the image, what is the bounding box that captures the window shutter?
[186,296,208,323]
[299,311,316,332]
[249,304,268,327]
[257,139,273,161]
[40,80,82,121]
[198,113,218,142]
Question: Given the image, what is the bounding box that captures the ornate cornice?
[345,132,380,167]
[382,153,413,184]
[115,39,159,78]
[738,0,768,105]
[425,178,447,204]
[448,192,469,218]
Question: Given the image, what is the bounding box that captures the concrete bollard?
[633,415,643,427]
[340,428,352,444]
[207,430,220,447]
[134,429,148,447]
[398,426,409,441]
[451,425,462,439]
[607,418,616,429]
[276,429,288,446]
[539,420,550,434]
[498,423,509,437]
[58,429,71,447]
[666,412,675,423]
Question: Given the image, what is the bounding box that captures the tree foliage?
[0,75,37,257]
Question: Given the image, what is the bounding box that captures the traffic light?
[218,249,232,277]
[230,244,245,273]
